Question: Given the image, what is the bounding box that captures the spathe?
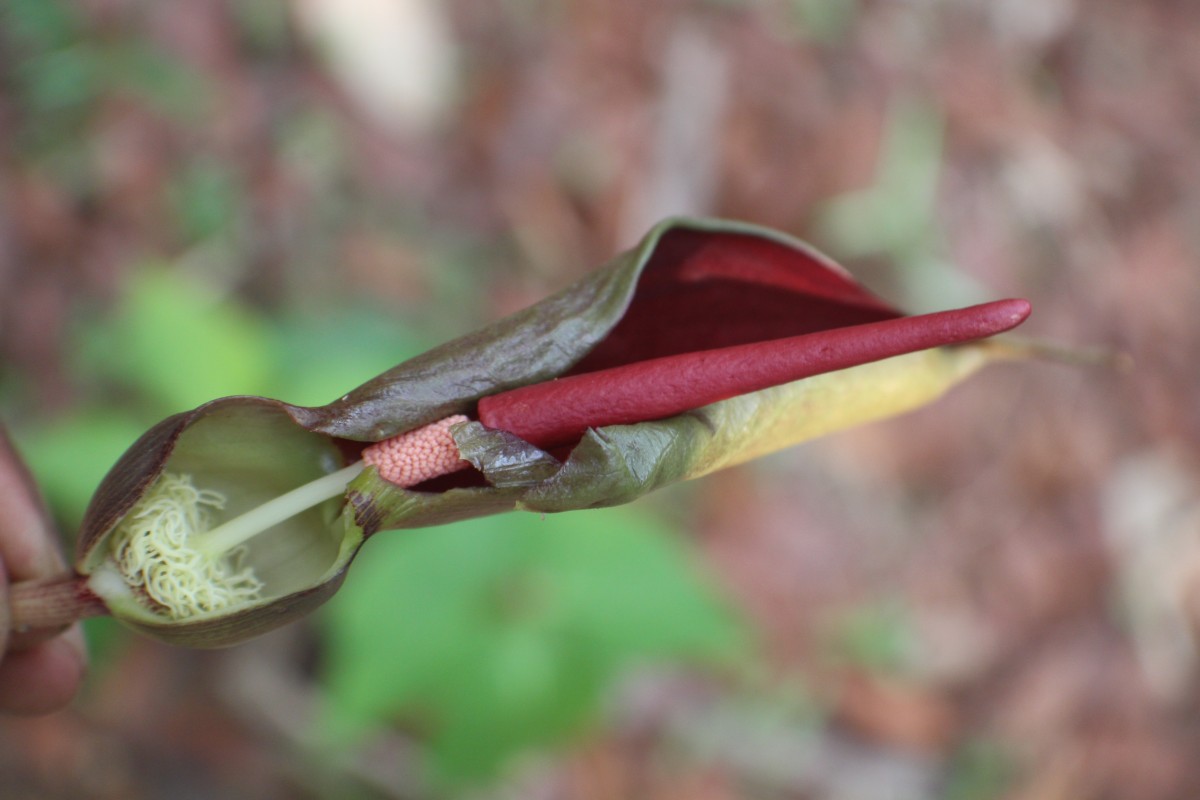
[15,218,1032,647]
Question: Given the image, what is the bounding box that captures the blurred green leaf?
[80,616,132,677]
[170,161,244,242]
[1,0,81,50]
[817,98,944,261]
[788,0,859,43]
[943,739,1013,800]
[231,0,293,54]
[814,97,986,309]
[83,267,274,412]
[110,45,215,122]
[537,509,742,660]
[14,410,148,533]
[270,308,432,407]
[14,45,101,113]
[3,0,98,162]
[320,506,743,783]
[824,599,915,673]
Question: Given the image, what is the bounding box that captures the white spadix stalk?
[191,462,365,558]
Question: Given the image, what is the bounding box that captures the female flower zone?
[11,218,1032,647]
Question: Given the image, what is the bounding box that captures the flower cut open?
[90,420,479,622]
[106,472,260,619]
[66,217,1039,647]
[98,465,357,620]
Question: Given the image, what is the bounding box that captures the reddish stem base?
[7,574,108,635]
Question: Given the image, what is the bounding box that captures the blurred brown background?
[1,0,1198,798]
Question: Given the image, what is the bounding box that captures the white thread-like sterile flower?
[109,473,263,619]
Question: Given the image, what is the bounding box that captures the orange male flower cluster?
[361,414,471,488]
